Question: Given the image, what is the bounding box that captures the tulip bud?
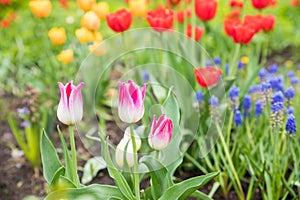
[29,0,52,18]
[92,2,110,19]
[48,27,66,46]
[118,80,147,123]
[81,11,100,31]
[57,49,74,64]
[75,27,93,44]
[115,138,134,168]
[148,115,173,150]
[77,0,96,11]
[57,81,83,125]
[124,127,141,150]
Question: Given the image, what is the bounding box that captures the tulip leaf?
[140,155,171,199]
[163,88,180,128]
[49,167,76,192]
[41,130,62,184]
[44,184,125,200]
[159,172,219,200]
[81,156,107,184]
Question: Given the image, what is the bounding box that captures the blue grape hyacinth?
[286,114,296,135]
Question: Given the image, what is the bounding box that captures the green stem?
[69,126,80,187]
[216,123,245,200]
[121,32,129,71]
[230,44,241,77]
[130,124,140,199]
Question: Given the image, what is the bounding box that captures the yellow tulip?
[48,28,66,46]
[89,42,106,56]
[81,11,100,31]
[75,27,93,44]
[57,49,74,64]
[93,32,103,42]
[129,0,148,17]
[92,2,110,19]
[29,0,52,18]
[77,0,96,11]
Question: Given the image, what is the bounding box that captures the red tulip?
[291,0,300,6]
[147,7,174,32]
[176,9,191,23]
[186,24,204,42]
[106,9,132,33]
[226,9,241,20]
[244,15,263,33]
[224,18,241,37]
[231,23,255,44]
[230,0,244,8]
[260,15,275,32]
[195,0,218,22]
[194,67,222,88]
[251,0,272,9]
[60,0,68,7]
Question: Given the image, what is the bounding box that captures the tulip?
[231,23,255,44]
[195,0,217,22]
[60,0,68,8]
[244,15,263,33]
[224,18,241,36]
[230,0,244,8]
[176,9,192,24]
[77,0,95,11]
[129,0,148,17]
[29,0,52,18]
[146,7,174,32]
[0,19,10,28]
[186,24,204,42]
[124,127,142,150]
[118,80,147,123]
[148,115,173,150]
[260,15,275,32]
[194,67,222,88]
[251,0,272,9]
[75,27,93,44]
[168,0,182,6]
[81,11,100,31]
[48,28,66,46]
[57,81,83,125]
[115,138,134,167]
[106,9,132,33]
[93,31,103,42]
[1,0,10,5]
[89,41,106,56]
[57,49,74,64]
[92,2,110,19]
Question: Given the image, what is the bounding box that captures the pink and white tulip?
[118,80,147,123]
[57,81,83,125]
[148,115,173,150]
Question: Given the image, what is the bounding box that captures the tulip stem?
[130,124,140,199]
[69,126,80,187]
[121,32,129,72]
[230,44,241,77]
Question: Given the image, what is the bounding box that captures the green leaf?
[140,156,171,199]
[82,156,107,184]
[49,167,76,192]
[57,127,72,182]
[190,190,213,200]
[45,184,125,200]
[163,88,180,127]
[41,130,62,184]
[159,172,219,200]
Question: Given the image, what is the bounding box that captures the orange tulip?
[29,0,51,18]
[92,2,110,19]
[57,49,74,64]
[48,28,66,46]
[81,11,100,31]
[75,27,93,44]
[77,0,96,11]
[93,31,103,42]
[129,0,148,17]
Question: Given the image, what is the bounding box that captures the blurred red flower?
[291,0,300,6]
[168,0,182,6]
[251,0,273,9]
[0,0,10,6]
[106,9,132,33]
[194,67,222,88]
[231,23,255,44]
[176,9,191,23]
[244,15,263,33]
[186,24,204,41]
[147,7,174,32]
[230,0,244,8]
[60,0,68,8]
[260,14,276,32]
[1,19,10,28]
[195,0,218,22]
[224,18,241,37]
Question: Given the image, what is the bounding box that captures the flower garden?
[1,0,300,199]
